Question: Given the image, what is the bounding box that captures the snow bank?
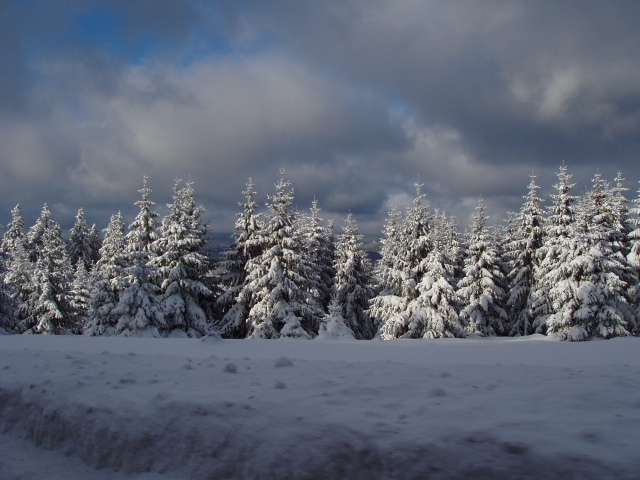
[1,336,640,479]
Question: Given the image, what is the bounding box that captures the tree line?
[0,166,638,341]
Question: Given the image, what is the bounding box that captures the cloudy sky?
[2,1,640,235]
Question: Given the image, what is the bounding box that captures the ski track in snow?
[1,335,640,479]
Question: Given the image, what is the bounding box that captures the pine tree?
[373,204,404,295]
[457,199,508,336]
[85,212,129,336]
[1,205,25,257]
[506,175,545,336]
[331,214,375,339]
[628,181,640,328]
[0,278,15,334]
[318,296,356,339]
[68,208,93,270]
[532,165,578,332]
[374,184,435,338]
[26,204,56,262]
[150,180,211,337]
[127,176,160,253]
[545,174,637,340]
[19,222,74,334]
[89,224,102,264]
[112,255,165,337]
[0,205,24,333]
[216,178,264,338]
[610,171,632,258]
[407,247,464,339]
[69,262,92,329]
[303,199,336,313]
[243,170,321,339]
[4,240,34,323]
[113,177,165,337]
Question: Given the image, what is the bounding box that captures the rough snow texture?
[1,335,640,480]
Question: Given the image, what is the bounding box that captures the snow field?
[1,335,640,479]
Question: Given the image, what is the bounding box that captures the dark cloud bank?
[1,1,639,235]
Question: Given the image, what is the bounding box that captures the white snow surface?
[1,334,640,479]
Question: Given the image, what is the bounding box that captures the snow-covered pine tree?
[0,205,25,332]
[377,202,464,339]
[457,199,508,336]
[374,184,434,339]
[3,239,33,326]
[1,205,25,257]
[68,208,94,270]
[89,224,102,264]
[628,180,640,269]
[431,210,461,267]
[216,178,265,338]
[545,174,637,340]
[317,295,356,339]
[303,199,335,313]
[330,214,375,339]
[150,180,211,337]
[84,212,129,336]
[0,223,16,333]
[113,177,165,337]
[26,204,56,262]
[628,181,640,328]
[373,204,404,294]
[627,178,640,260]
[531,164,578,332]
[431,209,464,287]
[69,262,92,329]
[506,175,545,336]
[127,176,160,253]
[407,247,465,339]
[243,170,322,339]
[19,221,75,334]
[0,276,15,334]
[610,171,632,259]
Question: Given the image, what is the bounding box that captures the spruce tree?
[330,214,375,339]
[373,204,404,296]
[532,164,578,332]
[26,204,56,262]
[19,222,74,334]
[545,174,637,340]
[506,175,545,336]
[457,199,508,336]
[610,171,632,258]
[4,240,34,325]
[69,262,92,329]
[113,177,165,336]
[1,205,25,257]
[374,184,434,338]
[303,199,335,313]
[89,224,102,264]
[0,205,25,332]
[318,295,356,339]
[68,208,94,270]
[216,178,264,338]
[150,180,211,337]
[85,212,129,336]
[242,170,321,338]
[127,176,160,253]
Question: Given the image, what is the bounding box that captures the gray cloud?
[1,1,640,235]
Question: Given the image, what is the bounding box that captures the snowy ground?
[1,335,639,480]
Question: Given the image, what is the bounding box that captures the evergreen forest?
[1,166,639,342]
